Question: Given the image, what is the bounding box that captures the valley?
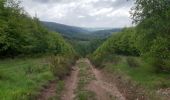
[0,0,170,100]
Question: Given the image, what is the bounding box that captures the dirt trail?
[85,59,126,100]
[38,81,57,100]
[38,59,125,100]
[61,67,79,100]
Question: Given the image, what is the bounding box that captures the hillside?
[0,0,77,99]
[1,0,170,100]
[41,21,121,40]
[89,28,121,38]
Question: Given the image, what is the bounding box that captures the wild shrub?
[104,55,121,65]
[0,70,7,80]
[126,57,139,68]
[92,59,104,68]
[149,58,170,73]
[48,55,75,79]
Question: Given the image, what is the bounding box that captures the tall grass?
[48,55,76,79]
[0,57,54,100]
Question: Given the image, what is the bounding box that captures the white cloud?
[21,0,134,28]
[78,15,86,18]
[107,7,130,17]
[89,8,113,16]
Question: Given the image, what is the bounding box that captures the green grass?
[0,57,54,100]
[75,90,96,100]
[75,59,96,100]
[104,56,170,90]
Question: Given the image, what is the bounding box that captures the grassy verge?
[103,56,170,99]
[75,59,96,100]
[107,56,170,89]
[0,57,55,100]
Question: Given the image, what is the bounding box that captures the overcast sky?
[21,0,134,28]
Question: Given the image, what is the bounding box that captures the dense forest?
[0,0,75,58]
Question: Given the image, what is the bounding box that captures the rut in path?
[60,59,125,100]
[38,81,57,100]
[38,59,125,100]
[61,66,79,100]
[85,59,126,100]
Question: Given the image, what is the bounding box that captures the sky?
[21,0,134,28]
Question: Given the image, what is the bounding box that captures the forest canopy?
[0,0,75,57]
[91,0,170,72]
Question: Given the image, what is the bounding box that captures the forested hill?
[89,1,170,99]
[41,21,121,40]
[0,0,75,58]
[91,0,170,75]
[42,21,89,40]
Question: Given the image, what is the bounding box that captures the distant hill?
[89,28,121,38]
[41,21,121,40]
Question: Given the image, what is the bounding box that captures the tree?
[0,0,75,58]
[131,0,170,71]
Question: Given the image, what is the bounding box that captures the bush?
[0,70,7,80]
[48,55,76,79]
[149,58,170,73]
[126,57,139,68]
[103,55,121,65]
[89,54,121,68]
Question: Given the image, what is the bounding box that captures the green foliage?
[126,57,139,68]
[91,0,170,72]
[91,28,139,67]
[69,39,105,57]
[131,0,170,71]
[48,55,75,79]
[87,39,105,55]
[131,0,170,23]
[0,0,75,57]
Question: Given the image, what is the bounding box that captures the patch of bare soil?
[101,69,147,100]
[157,88,170,99]
[61,67,79,100]
[85,59,126,100]
[38,81,57,100]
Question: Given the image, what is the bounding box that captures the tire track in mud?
[85,59,126,100]
[39,59,125,100]
[61,67,79,100]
